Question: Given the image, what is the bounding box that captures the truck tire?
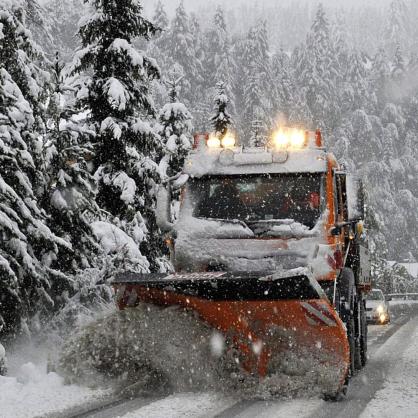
[360,300,368,367]
[347,316,356,376]
[338,268,355,318]
[353,295,363,371]
[337,268,356,376]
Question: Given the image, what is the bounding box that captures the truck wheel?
[354,296,363,371]
[338,268,355,322]
[337,268,356,375]
[347,316,356,376]
[360,300,368,367]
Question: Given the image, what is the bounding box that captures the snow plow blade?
[113,271,350,392]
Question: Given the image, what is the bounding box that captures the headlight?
[207,135,221,148]
[272,127,307,150]
[376,305,384,314]
[221,133,236,148]
[290,129,306,148]
[273,128,289,149]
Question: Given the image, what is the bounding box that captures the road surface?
[52,302,418,418]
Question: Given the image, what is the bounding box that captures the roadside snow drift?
[0,361,108,418]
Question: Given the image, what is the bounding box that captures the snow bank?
[0,360,108,418]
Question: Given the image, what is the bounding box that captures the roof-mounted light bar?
[272,127,308,150]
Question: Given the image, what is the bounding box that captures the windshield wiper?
[246,219,295,227]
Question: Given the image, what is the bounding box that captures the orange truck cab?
[113,128,371,399]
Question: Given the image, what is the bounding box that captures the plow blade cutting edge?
[113,271,350,393]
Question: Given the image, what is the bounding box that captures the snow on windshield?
[190,173,323,230]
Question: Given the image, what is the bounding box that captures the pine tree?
[158,78,193,179]
[371,48,390,112]
[294,4,340,130]
[153,0,168,34]
[42,0,87,61]
[44,53,100,274]
[0,6,73,336]
[241,25,271,136]
[169,1,203,105]
[0,68,70,336]
[272,48,294,118]
[22,0,54,53]
[392,44,406,82]
[344,50,369,112]
[384,0,411,55]
[211,82,232,138]
[70,0,166,273]
[205,6,237,120]
[151,0,171,64]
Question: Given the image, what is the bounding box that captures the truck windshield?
[190,173,323,229]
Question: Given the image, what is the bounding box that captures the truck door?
[334,171,348,224]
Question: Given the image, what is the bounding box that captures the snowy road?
[43,302,418,418]
[2,302,417,418]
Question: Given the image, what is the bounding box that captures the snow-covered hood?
[174,215,333,277]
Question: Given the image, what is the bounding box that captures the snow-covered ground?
[120,393,235,418]
[0,362,109,418]
[1,304,417,418]
[0,332,110,418]
[360,317,418,418]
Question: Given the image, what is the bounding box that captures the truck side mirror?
[347,176,365,221]
[156,185,174,233]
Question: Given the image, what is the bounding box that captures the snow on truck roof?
[183,147,329,178]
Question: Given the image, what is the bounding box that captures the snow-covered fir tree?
[384,0,411,55]
[0,6,74,336]
[42,0,86,61]
[169,1,203,106]
[70,0,167,273]
[391,44,406,83]
[44,53,101,275]
[205,6,237,120]
[241,27,269,137]
[211,81,232,138]
[371,48,391,113]
[272,48,294,119]
[158,79,193,179]
[294,4,339,131]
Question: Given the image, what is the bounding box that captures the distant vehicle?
[366,289,390,324]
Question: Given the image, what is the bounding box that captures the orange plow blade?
[113,272,350,394]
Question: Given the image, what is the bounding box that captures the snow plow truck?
[113,128,371,399]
